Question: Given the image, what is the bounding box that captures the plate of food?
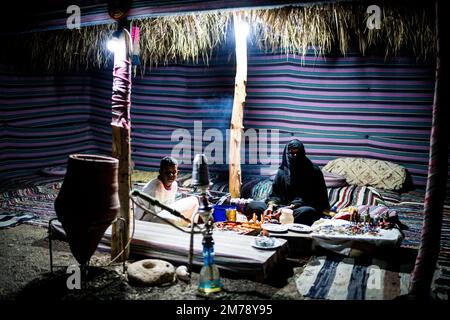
[214,221,261,235]
[261,223,288,233]
[286,223,312,233]
[251,237,282,250]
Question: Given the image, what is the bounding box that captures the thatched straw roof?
[1,2,435,72]
[249,3,435,62]
[137,12,230,69]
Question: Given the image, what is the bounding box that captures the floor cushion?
[323,157,406,191]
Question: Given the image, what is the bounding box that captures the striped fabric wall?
[91,53,236,173]
[242,48,438,188]
[125,47,438,188]
[0,67,108,186]
[0,46,443,190]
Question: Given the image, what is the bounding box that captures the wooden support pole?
[409,0,449,298]
[111,126,131,261]
[111,30,132,262]
[229,13,248,198]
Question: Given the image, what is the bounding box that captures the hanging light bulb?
[107,30,123,53]
[235,20,250,42]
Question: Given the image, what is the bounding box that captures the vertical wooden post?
[111,127,131,261]
[111,30,132,262]
[229,13,248,198]
[409,0,448,298]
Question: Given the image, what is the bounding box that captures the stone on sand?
[127,259,175,286]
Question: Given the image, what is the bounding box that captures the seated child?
[134,156,199,227]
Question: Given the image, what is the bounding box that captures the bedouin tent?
[0,0,447,298]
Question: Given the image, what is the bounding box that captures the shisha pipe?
[188,154,211,274]
[191,154,222,294]
[191,154,214,223]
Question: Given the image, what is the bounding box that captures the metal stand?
[48,218,85,289]
[48,217,60,274]
[48,217,125,275]
[110,216,128,274]
[188,211,200,275]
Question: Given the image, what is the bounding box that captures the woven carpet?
[0,170,168,228]
[395,203,426,249]
[0,212,36,228]
[0,180,62,228]
[296,255,413,300]
[434,205,450,299]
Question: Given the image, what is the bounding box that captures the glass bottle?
[198,232,222,295]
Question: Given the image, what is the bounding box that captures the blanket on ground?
[296,255,412,300]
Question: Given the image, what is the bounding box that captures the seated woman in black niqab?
[246,139,330,226]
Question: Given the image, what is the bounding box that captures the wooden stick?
[110,30,132,262]
[111,125,131,261]
[409,0,448,298]
[229,13,248,198]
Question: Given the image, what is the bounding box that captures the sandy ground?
[0,224,304,301]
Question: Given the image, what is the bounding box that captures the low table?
[311,219,403,255]
[265,219,403,256]
[101,220,288,281]
[265,228,313,256]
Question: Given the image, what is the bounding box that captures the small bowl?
[255,236,275,247]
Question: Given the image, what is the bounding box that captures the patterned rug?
[0,170,170,228]
[0,212,36,228]
[0,180,62,228]
[296,255,413,300]
[394,203,426,249]
[435,205,450,299]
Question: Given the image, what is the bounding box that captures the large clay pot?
[55,154,120,265]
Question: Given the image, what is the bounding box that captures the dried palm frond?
[26,24,115,72]
[248,2,435,63]
[0,2,435,72]
[137,12,229,69]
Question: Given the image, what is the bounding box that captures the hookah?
[191,154,222,295]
